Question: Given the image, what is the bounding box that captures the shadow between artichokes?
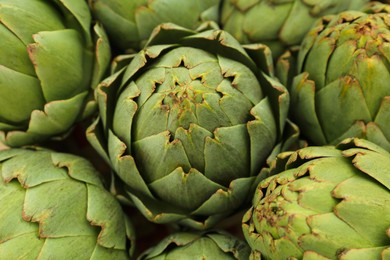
[0,148,135,259]
[0,0,111,147]
[242,138,390,259]
[87,23,291,230]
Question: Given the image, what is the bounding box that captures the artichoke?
[289,9,390,150]
[242,138,390,259]
[138,230,250,259]
[0,148,135,259]
[219,0,369,58]
[0,0,111,147]
[87,23,290,229]
[88,0,220,51]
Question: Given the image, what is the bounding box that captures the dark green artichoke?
[88,0,220,51]
[0,0,111,147]
[138,230,250,259]
[289,8,390,150]
[87,23,291,229]
[243,138,390,259]
[0,148,135,259]
[220,0,369,58]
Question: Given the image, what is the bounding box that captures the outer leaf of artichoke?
[137,230,250,260]
[242,138,390,259]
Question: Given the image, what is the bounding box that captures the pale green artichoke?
[289,9,390,150]
[87,23,291,229]
[88,0,220,51]
[242,138,390,259]
[219,0,369,58]
[0,0,111,147]
[138,230,250,259]
[0,148,135,259]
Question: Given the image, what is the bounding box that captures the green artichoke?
[0,0,111,147]
[88,0,220,51]
[219,0,369,58]
[0,148,135,259]
[138,230,250,259]
[87,23,290,229]
[289,9,390,150]
[242,138,390,259]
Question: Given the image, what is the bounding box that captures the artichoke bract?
[219,0,369,59]
[138,230,250,259]
[87,23,290,229]
[361,1,390,13]
[289,9,390,150]
[0,148,135,259]
[242,138,390,259]
[88,0,220,51]
[0,0,111,147]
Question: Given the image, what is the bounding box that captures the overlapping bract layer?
[138,230,250,259]
[88,0,219,51]
[0,148,134,259]
[243,138,390,259]
[220,0,369,58]
[87,23,290,229]
[0,0,110,147]
[290,9,390,150]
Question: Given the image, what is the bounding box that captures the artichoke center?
[132,46,258,141]
[161,77,205,115]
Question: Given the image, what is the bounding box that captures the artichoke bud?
[290,9,390,150]
[88,23,290,229]
[243,138,390,259]
[0,148,135,259]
